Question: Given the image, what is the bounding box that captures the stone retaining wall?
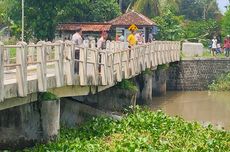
[167,59,230,90]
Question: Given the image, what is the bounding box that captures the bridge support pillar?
[135,71,153,104]
[0,98,60,150]
[152,69,167,96]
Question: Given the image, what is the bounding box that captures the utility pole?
[21,0,24,41]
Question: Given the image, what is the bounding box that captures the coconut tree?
[159,0,182,14]
[133,0,160,18]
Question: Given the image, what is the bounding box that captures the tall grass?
[208,72,230,91]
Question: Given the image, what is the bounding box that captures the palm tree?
[131,0,182,17]
[159,0,181,13]
[133,0,160,18]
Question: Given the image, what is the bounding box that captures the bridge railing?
[0,40,180,101]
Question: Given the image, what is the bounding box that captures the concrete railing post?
[16,42,28,97]
[37,41,47,92]
[65,41,75,85]
[54,40,64,87]
[79,47,87,85]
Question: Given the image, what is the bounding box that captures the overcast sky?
[217,0,229,14]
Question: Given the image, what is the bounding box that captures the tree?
[6,0,121,41]
[183,19,220,39]
[154,10,184,40]
[179,0,221,20]
[197,0,220,20]
[222,8,230,37]
[159,0,182,14]
[133,0,160,18]
[88,0,121,22]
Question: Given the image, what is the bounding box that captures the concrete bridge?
[0,40,180,110]
[0,40,180,149]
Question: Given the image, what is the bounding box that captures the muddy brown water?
[149,91,230,130]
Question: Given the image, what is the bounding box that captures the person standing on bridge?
[127,30,137,48]
[97,31,108,49]
[97,31,108,73]
[211,36,217,56]
[224,35,230,57]
[72,27,83,74]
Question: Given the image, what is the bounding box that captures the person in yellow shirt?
[127,30,137,48]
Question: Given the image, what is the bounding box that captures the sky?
[217,0,229,14]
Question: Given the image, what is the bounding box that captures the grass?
[23,107,230,152]
[9,48,16,58]
[181,48,227,59]
[208,72,230,91]
[201,49,226,58]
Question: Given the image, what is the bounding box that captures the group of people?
[71,27,108,74]
[126,29,154,48]
[72,27,108,49]
[71,27,155,73]
[211,35,230,57]
[117,30,144,47]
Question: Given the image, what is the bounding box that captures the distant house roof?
[109,11,156,27]
[57,22,111,32]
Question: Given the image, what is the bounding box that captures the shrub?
[208,72,230,91]
[39,92,59,101]
[116,79,138,92]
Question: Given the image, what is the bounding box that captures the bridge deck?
[0,40,180,108]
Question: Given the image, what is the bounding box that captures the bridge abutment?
[0,99,60,150]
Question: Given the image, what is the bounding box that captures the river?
[149,91,230,130]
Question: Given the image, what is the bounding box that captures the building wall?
[167,59,230,90]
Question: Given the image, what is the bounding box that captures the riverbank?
[23,108,230,152]
[208,72,230,91]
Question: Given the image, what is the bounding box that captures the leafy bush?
[116,79,138,92]
[142,68,152,75]
[25,108,230,152]
[208,72,230,91]
[157,64,169,70]
[39,92,59,101]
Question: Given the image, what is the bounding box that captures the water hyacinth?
[24,108,230,152]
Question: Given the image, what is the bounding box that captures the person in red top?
[224,35,230,57]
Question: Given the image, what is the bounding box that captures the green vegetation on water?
[209,72,230,91]
[24,108,230,152]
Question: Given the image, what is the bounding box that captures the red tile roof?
[109,11,156,27]
[57,23,111,32]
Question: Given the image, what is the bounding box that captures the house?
[56,22,111,41]
[109,10,157,42]
[56,11,157,42]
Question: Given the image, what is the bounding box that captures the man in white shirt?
[211,36,217,56]
[97,31,108,73]
[97,31,108,49]
[71,27,83,74]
